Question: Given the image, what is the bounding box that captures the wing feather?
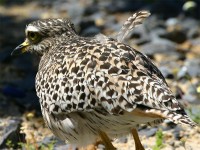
[117,10,150,42]
[85,40,196,126]
[87,41,183,114]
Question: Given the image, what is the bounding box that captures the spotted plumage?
[13,11,196,150]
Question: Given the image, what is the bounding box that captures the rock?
[173,141,182,148]
[188,38,200,54]
[62,0,85,24]
[104,15,121,36]
[182,94,197,103]
[140,38,178,56]
[114,136,127,143]
[177,41,192,53]
[84,3,100,16]
[81,12,106,29]
[97,144,106,150]
[129,25,151,45]
[0,98,21,148]
[189,37,200,45]
[159,66,174,79]
[186,106,200,119]
[40,136,74,150]
[173,126,182,140]
[79,19,95,33]
[81,26,101,37]
[185,140,200,150]
[188,82,199,95]
[162,18,187,43]
[145,15,166,30]
[178,58,200,78]
[166,18,179,27]
[149,27,167,39]
[181,18,199,31]
[139,127,158,137]
[160,26,187,43]
[162,145,174,150]
[0,117,21,148]
[187,26,200,39]
[177,66,188,79]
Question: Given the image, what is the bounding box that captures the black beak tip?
[11,45,23,56]
[11,49,20,56]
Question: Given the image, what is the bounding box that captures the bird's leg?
[131,128,145,150]
[99,131,116,150]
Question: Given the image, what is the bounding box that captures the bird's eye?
[28,32,41,42]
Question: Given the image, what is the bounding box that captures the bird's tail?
[117,10,150,42]
[145,109,197,127]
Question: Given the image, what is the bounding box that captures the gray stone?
[40,136,75,150]
[166,18,179,26]
[54,140,75,150]
[159,66,174,79]
[0,117,21,148]
[173,126,182,140]
[115,136,127,143]
[0,98,21,149]
[189,37,200,45]
[182,94,198,103]
[187,26,200,39]
[129,25,151,45]
[139,127,158,137]
[81,26,101,37]
[178,58,200,78]
[140,38,177,56]
[181,18,199,31]
[149,28,167,39]
[160,28,187,43]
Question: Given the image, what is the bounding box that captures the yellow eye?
[28,32,41,42]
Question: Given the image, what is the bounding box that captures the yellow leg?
[131,128,145,150]
[99,131,116,150]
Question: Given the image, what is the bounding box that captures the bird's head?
[12,18,76,55]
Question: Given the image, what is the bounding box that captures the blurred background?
[0,0,200,149]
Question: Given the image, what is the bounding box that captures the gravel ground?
[0,0,200,150]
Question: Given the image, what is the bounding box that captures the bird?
[12,10,196,150]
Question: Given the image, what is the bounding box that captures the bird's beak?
[11,40,29,55]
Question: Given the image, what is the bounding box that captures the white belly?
[41,108,161,147]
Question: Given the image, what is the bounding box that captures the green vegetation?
[6,139,56,150]
[6,140,14,149]
[153,129,165,150]
[40,141,56,150]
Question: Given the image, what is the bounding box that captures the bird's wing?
[87,40,178,111]
[85,40,196,126]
